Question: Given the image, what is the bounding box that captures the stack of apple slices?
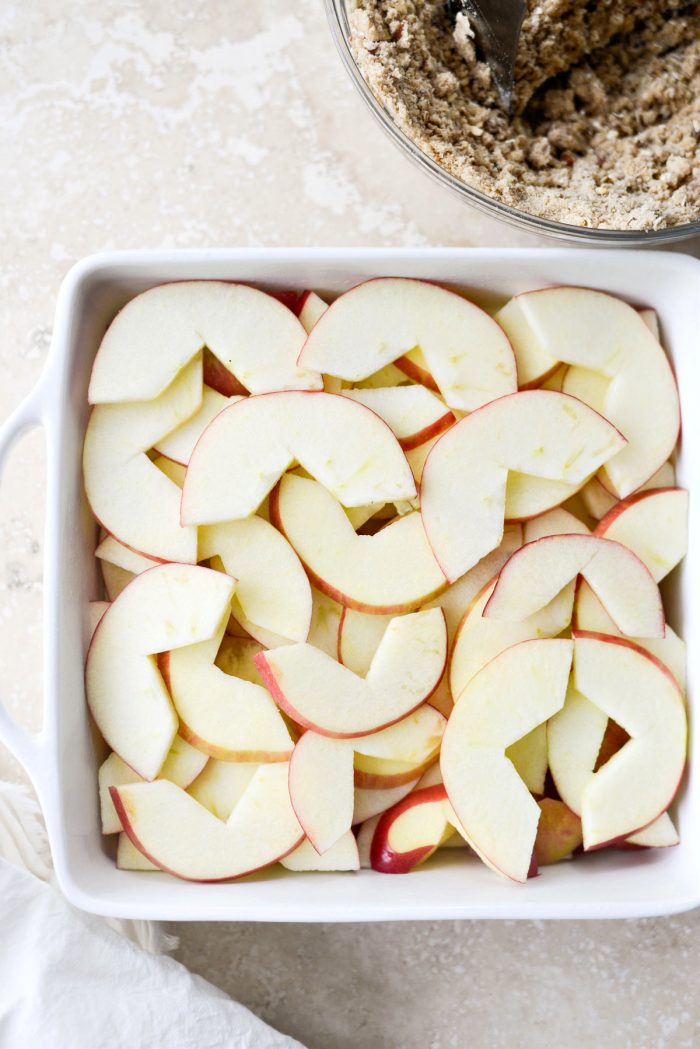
[84,278,688,885]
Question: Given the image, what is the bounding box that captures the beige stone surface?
[1,2,699,1047]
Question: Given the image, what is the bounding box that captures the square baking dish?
[1,247,697,921]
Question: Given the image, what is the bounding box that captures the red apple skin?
[399,409,456,453]
[110,786,304,883]
[527,849,539,879]
[593,486,683,537]
[269,289,302,315]
[254,650,446,739]
[202,348,249,398]
[353,754,438,790]
[370,784,448,873]
[534,799,582,866]
[393,355,440,392]
[269,484,448,615]
[157,653,292,762]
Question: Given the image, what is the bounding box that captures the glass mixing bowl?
[324,0,700,244]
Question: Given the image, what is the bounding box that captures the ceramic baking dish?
[0,247,698,921]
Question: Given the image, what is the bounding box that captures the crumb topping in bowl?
[348,0,700,231]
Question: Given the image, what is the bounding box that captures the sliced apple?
[572,635,687,849]
[306,588,344,658]
[89,281,321,404]
[340,386,455,451]
[84,357,202,562]
[298,278,516,412]
[99,740,208,833]
[356,362,411,389]
[495,296,559,389]
[505,287,680,497]
[162,623,293,762]
[255,608,447,738]
[214,635,265,685]
[352,780,420,825]
[280,832,359,871]
[441,638,573,882]
[199,516,312,643]
[450,578,574,702]
[370,784,451,873]
[298,290,329,334]
[95,535,158,576]
[87,564,234,779]
[573,579,686,688]
[271,475,446,614]
[522,507,590,543]
[353,753,435,789]
[580,461,675,521]
[287,732,354,854]
[357,815,382,868]
[594,487,688,583]
[154,385,237,465]
[484,534,664,639]
[420,391,626,581]
[625,813,679,849]
[534,799,582,865]
[394,346,440,391]
[112,764,303,881]
[547,682,609,817]
[101,560,134,601]
[153,454,187,487]
[116,833,159,871]
[507,725,547,796]
[182,391,416,525]
[187,760,259,820]
[202,347,248,397]
[352,706,446,764]
[88,600,110,638]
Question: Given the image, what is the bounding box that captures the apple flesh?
[99,740,208,833]
[298,290,328,334]
[370,785,451,873]
[341,386,455,451]
[352,779,420,824]
[87,564,235,780]
[288,731,354,854]
[89,281,321,404]
[572,635,687,850]
[353,753,435,790]
[271,474,446,614]
[441,638,573,882]
[594,487,689,583]
[162,624,293,762]
[187,760,259,821]
[503,287,680,497]
[420,390,626,582]
[281,832,359,871]
[298,277,517,412]
[484,534,665,639]
[95,535,158,576]
[199,515,312,643]
[112,764,303,881]
[84,357,202,563]
[154,385,237,465]
[182,391,417,525]
[256,608,446,739]
[580,461,676,522]
[534,799,582,866]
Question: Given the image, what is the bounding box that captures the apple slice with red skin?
[87,564,234,780]
[96,534,159,576]
[256,608,446,739]
[441,638,573,882]
[502,287,680,498]
[182,391,416,526]
[202,348,248,397]
[623,813,679,849]
[298,290,328,334]
[394,347,440,391]
[353,753,435,789]
[89,281,320,404]
[288,732,354,854]
[116,833,159,871]
[84,357,202,563]
[594,487,689,583]
[352,779,420,825]
[494,296,559,388]
[484,534,665,639]
[341,386,455,451]
[534,799,582,866]
[281,832,359,871]
[271,475,446,614]
[298,277,516,412]
[160,623,293,762]
[101,560,134,601]
[154,385,238,466]
[187,760,259,821]
[111,764,303,881]
[370,785,451,874]
[357,815,382,869]
[99,742,208,833]
[580,461,676,522]
[420,390,626,582]
[572,634,687,850]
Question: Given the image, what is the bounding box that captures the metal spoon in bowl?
[447,0,527,112]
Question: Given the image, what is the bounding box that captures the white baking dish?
[0,247,697,921]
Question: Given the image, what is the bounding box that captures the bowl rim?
[323,0,700,245]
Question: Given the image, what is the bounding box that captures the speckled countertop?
[2,3,700,1047]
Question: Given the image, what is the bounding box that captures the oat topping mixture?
[349,1,700,230]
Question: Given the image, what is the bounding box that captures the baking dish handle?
[0,382,51,788]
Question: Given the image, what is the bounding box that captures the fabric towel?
[0,782,306,1049]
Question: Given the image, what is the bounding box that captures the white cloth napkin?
[0,783,306,1049]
